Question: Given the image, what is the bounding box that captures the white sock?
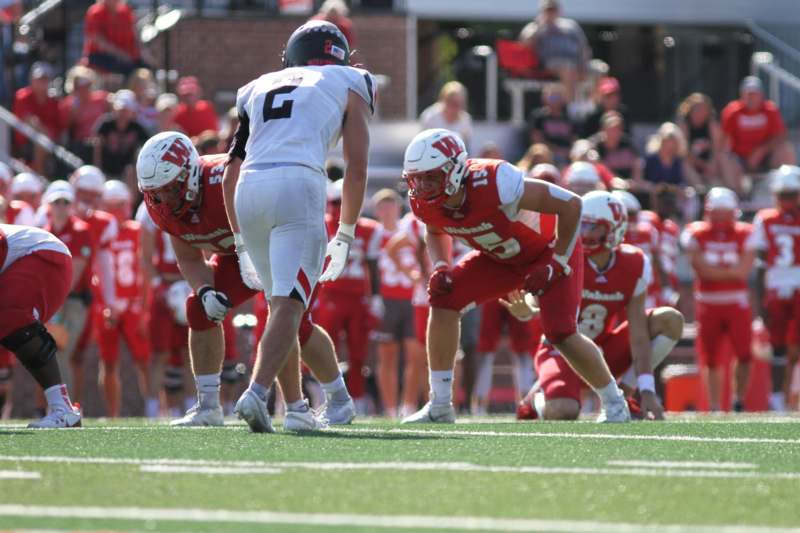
[430,370,454,405]
[287,399,308,412]
[514,353,535,396]
[44,384,72,411]
[145,397,160,418]
[196,373,221,409]
[651,335,678,367]
[474,354,495,400]
[321,373,350,403]
[595,380,623,407]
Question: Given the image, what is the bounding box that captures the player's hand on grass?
[427,262,454,297]
[640,391,665,421]
[320,232,353,283]
[499,290,539,321]
[198,285,232,322]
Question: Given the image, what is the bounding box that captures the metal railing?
[0,105,84,171]
[747,21,800,123]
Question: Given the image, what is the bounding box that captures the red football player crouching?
[400,129,631,424]
[0,223,80,427]
[516,191,684,420]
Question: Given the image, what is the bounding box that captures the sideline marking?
[0,470,40,480]
[607,460,757,470]
[139,465,281,475]
[0,504,797,533]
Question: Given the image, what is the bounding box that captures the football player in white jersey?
[222,20,375,432]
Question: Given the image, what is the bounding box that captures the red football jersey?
[378,225,414,301]
[110,220,143,301]
[145,154,234,254]
[45,215,94,291]
[410,159,554,267]
[747,208,800,292]
[623,217,661,297]
[79,209,118,251]
[0,223,70,273]
[5,200,35,226]
[681,220,752,303]
[323,215,382,295]
[579,243,649,343]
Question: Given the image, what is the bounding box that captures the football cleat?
[401,402,456,424]
[234,389,274,433]
[170,403,224,427]
[27,406,82,429]
[322,398,356,425]
[597,396,632,423]
[626,396,644,420]
[283,404,329,432]
[516,399,538,421]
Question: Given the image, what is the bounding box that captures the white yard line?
[0,470,40,480]
[139,465,281,475]
[0,504,798,533]
[606,460,757,470]
[1,455,798,480]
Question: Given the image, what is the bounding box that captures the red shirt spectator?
[12,62,62,148]
[172,76,219,137]
[83,0,139,61]
[310,0,356,47]
[60,65,109,146]
[722,97,786,159]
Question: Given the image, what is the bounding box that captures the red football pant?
[186,254,259,330]
[764,291,800,348]
[97,305,151,365]
[430,242,583,345]
[535,317,642,403]
[0,250,72,340]
[315,289,369,399]
[478,299,539,353]
[695,301,753,369]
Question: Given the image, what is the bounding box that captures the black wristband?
[197,285,213,299]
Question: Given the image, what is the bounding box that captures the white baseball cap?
[11,172,45,195]
[43,180,75,204]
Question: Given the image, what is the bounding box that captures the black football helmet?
[282,20,350,68]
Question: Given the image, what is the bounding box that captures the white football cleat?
[283,404,329,432]
[235,389,274,433]
[596,397,631,423]
[401,402,456,424]
[322,398,356,425]
[27,406,82,429]
[170,403,224,427]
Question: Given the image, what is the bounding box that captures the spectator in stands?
[128,68,158,132]
[582,76,629,138]
[311,0,356,47]
[526,83,576,166]
[172,76,219,138]
[419,81,473,150]
[516,142,553,172]
[154,93,181,133]
[721,76,796,193]
[677,93,725,190]
[92,89,148,182]
[60,65,110,163]
[12,62,62,174]
[519,0,590,102]
[642,122,702,191]
[83,0,145,77]
[589,111,642,183]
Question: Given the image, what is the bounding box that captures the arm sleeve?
[496,162,525,207]
[633,254,653,297]
[228,111,249,161]
[746,215,767,251]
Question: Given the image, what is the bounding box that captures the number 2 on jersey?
[262,85,297,122]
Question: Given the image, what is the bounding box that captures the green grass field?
[1,416,799,532]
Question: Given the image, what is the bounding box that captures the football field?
[0,416,799,532]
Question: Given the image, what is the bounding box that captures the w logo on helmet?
[608,199,625,222]
[431,136,463,159]
[161,138,192,167]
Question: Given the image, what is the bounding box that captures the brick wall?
[143,13,408,118]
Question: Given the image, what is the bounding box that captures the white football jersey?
[0,223,70,273]
[235,65,376,176]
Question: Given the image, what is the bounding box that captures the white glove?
[369,294,385,320]
[234,234,263,291]
[319,224,355,283]
[198,285,232,322]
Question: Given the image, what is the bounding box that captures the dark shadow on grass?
[283,430,455,441]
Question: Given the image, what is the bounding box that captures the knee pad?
[186,294,215,331]
[1,322,57,370]
[164,365,184,394]
[221,361,242,385]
